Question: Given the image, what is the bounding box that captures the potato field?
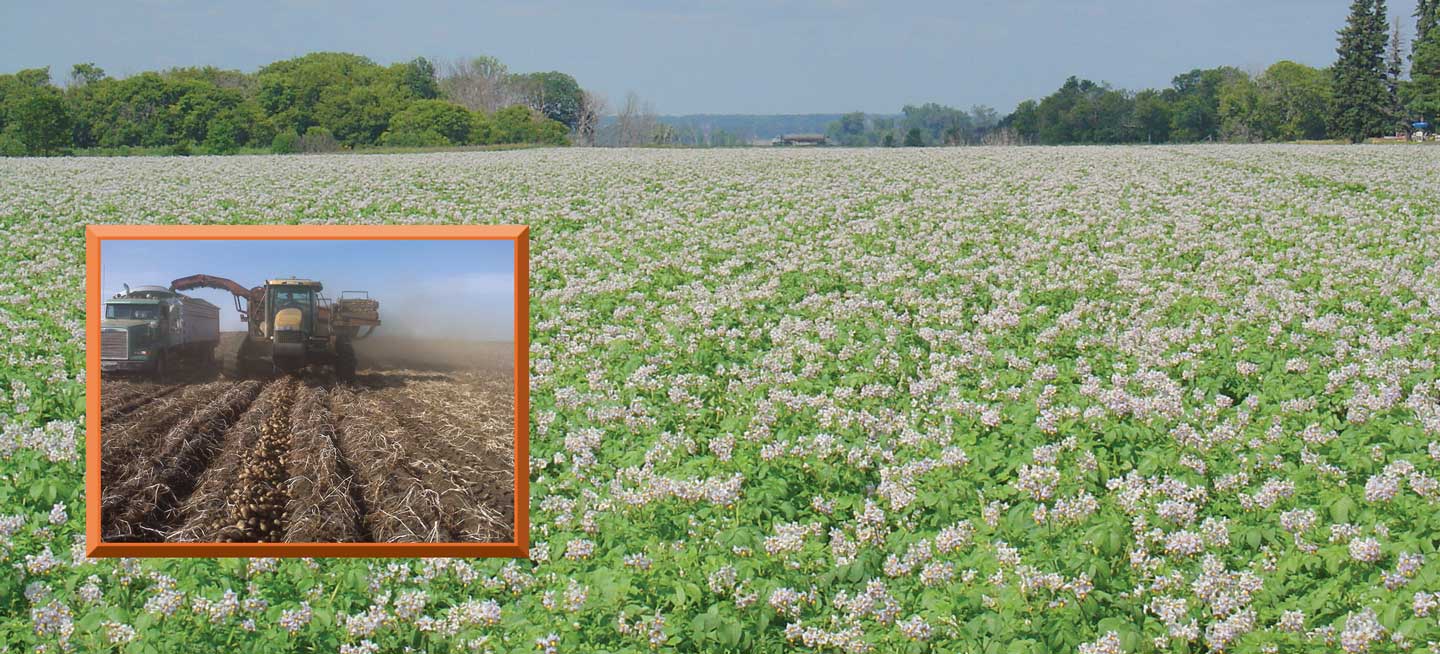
[3,146,1440,653]
[98,349,516,544]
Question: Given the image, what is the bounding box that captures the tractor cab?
[265,278,326,370]
[264,278,322,335]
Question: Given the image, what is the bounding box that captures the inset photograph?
[87,226,529,556]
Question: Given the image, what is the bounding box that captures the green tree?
[1418,0,1439,52]
[1257,61,1334,141]
[1017,77,1137,144]
[1131,90,1172,142]
[69,63,106,87]
[825,111,867,146]
[508,72,583,129]
[1388,16,1406,125]
[0,68,73,155]
[401,57,439,99]
[299,126,340,152]
[1218,73,1263,141]
[902,103,970,144]
[903,127,924,146]
[469,111,495,144]
[487,105,568,145]
[1332,0,1390,142]
[270,129,300,154]
[256,52,407,145]
[1167,67,1244,141]
[315,84,407,146]
[383,99,474,145]
[63,72,271,150]
[1409,24,1440,121]
[1005,100,1040,143]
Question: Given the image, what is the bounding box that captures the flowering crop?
[2,145,1440,652]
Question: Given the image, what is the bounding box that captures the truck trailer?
[101,285,221,378]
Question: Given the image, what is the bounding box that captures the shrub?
[379,128,450,148]
[299,127,340,153]
[388,99,473,145]
[270,129,300,154]
[0,132,26,157]
[202,121,241,155]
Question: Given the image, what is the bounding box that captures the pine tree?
[1332,0,1390,142]
[1389,16,1406,126]
[1418,0,1439,50]
[1412,14,1440,122]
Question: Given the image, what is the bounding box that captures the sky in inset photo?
[100,239,516,342]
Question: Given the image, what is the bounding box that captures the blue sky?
[0,0,1423,115]
[100,239,516,341]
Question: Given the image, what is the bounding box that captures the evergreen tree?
[1411,17,1440,121]
[1332,0,1390,142]
[1389,16,1406,125]
[1418,0,1439,52]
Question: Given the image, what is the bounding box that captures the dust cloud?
[352,334,513,373]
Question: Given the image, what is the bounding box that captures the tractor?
[169,274,380,381]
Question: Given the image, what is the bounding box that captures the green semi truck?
[100,285,220,378]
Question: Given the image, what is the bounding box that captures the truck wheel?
[335,340,357,383]
[154,352,169,382]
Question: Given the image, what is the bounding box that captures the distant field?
[4,146,1440,652]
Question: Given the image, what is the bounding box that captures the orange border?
[85,225,530,558]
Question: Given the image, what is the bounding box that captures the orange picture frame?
[84,224,530,557]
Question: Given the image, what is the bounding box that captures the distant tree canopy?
[824,104,1002,146]
[0,68,71,155]
[826,61,1344,148]
[507,71,583,129]
[994,3,1429,145]
[0,52,578,155]
[829,2,1431,149]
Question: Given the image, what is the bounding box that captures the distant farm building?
[771,133,827,146]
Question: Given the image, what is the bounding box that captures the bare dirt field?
[98,335,516,543]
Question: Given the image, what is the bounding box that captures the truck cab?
[101,297,167,373]
[101,285,220,377]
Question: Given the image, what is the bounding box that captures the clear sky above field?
[0,0,1423,115]
[100,239,516,342]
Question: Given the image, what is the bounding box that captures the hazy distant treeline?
[837,0,1440,146]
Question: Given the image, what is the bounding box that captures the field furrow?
[100,361,514,543]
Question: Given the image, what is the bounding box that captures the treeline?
[826,104,1003,146]
[836,0,1439,146]
[826,64,1338,146]
[1003,63,1333,144]
[0,52,596,155]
